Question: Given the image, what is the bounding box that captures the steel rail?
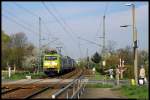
[52,75,85,99]
[26,69,82,99]
[2,79,44,94]
[23,85,53,99]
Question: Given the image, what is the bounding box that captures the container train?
[43,49,75,76]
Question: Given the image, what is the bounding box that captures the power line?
[42,2,76,42]
[42,2,78,58]
[50,3,78,39]
[42,21,57,39]
[14,2,39,18]
[14,3,50,34]
[49,3,79,58]
[3,9,35,29]
[2,14,36,34]
[14,2,59,42]
[78,36,103,47]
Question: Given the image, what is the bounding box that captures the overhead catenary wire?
[3,9,35,30]
[2,14,36,34]
[14,3,53,36]
[42,22,57,39]
[78,36,103,47]
[42,2,76,42]
[50,3,78,40]
[42,2,79,58]
[14,2,59,44]
[3,2,74,58]
[50,3,79,58]
[14,2,65,47]
[14,2,39,18]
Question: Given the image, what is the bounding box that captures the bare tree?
[11,32,27,48]
[10,32,28,69]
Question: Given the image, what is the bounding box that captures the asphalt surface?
[80,88,127,99]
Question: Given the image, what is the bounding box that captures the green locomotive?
[43,49,75,76]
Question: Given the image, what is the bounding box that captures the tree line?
[82,41,149,79]
[2,31,38,71]
[2,31,149,79]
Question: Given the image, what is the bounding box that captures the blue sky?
[2,1,148,59]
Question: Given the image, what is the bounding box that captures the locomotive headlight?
[51,62,57,66]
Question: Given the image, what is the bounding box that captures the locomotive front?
[43,54,61,75]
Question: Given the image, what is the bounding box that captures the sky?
[2,1,148,59]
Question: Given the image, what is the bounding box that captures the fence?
[52,76,88,99]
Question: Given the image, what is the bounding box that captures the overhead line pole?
[38,17,41,73]
[101,3,108,73]
[100,15,106,73]
[102,15,106,58]
[132,4,138,85]
[124,3,138,85]
[86,48,89,69]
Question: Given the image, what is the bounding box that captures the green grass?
[2,71,47,80]
[113,85,149,99]
[3,71,29,80]
[90,70,110,80]
[28,72,47,79]
[86,83,113,88]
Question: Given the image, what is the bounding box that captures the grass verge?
[2,71,47,80]
[90,70,110,80]
[112,85,148,99]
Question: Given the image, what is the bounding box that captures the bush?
[124,65,134,79]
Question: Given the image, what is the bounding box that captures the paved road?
[80,88,127,99]
[87,80,130,86]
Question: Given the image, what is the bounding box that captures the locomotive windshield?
[45,56,57,60]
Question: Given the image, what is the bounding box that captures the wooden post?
[121,60,124,79]
[7,62,11,78]
[120,60,127,79]
[8,67,11,78]
[13,64,16,74]
[116,65,120,85]
[119,58,121,67]
[119,58,122,79]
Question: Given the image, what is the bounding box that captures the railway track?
[2,68,83,99]
[2,79,44,94]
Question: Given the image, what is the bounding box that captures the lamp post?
[123,3,138,85]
